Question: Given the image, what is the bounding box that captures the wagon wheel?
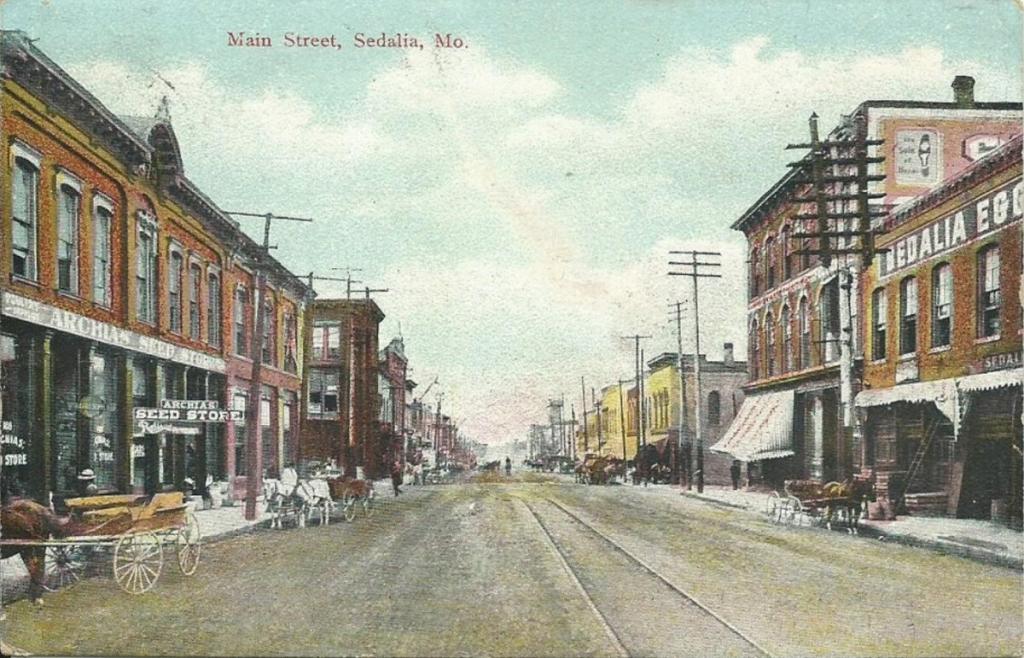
[42,544,87,592]
[176,513,202,576]
[342,492,357,522]
[765,492,781,523]
[362,494,375,518]
[113,532,163,594]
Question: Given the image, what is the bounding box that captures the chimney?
[723,342,734,365]
[952,76,975,108]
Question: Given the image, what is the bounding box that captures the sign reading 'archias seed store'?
[877,177,1022,279]
[133,399,245,434]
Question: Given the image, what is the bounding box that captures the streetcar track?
[537,496,775,658]
[519,498,631,658]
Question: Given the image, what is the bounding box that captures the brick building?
[720,77,1020,488]
[856,135,1022,526]
[300,298,384,478]
[0,32,310,503]
[378,337,408,466]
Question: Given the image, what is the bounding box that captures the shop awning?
[710,390,794,462]
[856,379,957,421]
[956,369,1023,394]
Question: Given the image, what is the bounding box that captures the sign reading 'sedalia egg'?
[878,177,1022,278]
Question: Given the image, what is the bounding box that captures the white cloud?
[63,37,1019,445]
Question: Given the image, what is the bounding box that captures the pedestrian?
[390,459,403,497]
[730,460,742,490]
[504,456,511,477]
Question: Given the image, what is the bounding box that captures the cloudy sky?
[4,1,1020,446]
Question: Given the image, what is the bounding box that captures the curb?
[856,524,1023,571]
[678,492,752,512]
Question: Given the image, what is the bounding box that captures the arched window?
[899,277,918,355]
[766,312,776,377]
[234,287,248,356]
[781,225,793,280]
[798,297,811,369]
[750,318,760,380]
[189,263,202,340]
[750,247,762,296]
[57,183,81,294]
[708,391,721,426]
[168,251,183,333]
[931,263,952,348]
[765,237,777,289]
[871,287,887,360]
[11,152,39,280]
[781,305,793,373]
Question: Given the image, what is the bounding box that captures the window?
[820,279,840,363]
[765,238,777,289]
[781,225,793,280]
[261,301,275,365]
[781,305,793,373]
[312,325,325,360]
[284,312,297,373]
[168,251,183,332]
[766,312,776,377]
[872,288,887,360]
[234,288,248,356]
[136,216,157,324]
[799,297,811,369]
[327,325,341,358]
[207,273,221,346]
[899,277,918,355]
[189,263,201,340]
[307,368,340,417]
[11,156,38,280]
[233,391,248,476]
[931,263,952,348]
[57,185,80,294]
[750,247,762,297]
[708,391,721,426]
[92,201,112,306]
[750,319,760,380]
[977,245,1001,338]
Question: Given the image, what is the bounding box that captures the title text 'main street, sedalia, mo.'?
[226,32,468,51]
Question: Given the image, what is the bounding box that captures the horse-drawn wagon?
[765,477,873,532]
[1,491,201,599]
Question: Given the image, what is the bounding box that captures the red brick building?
[722,77,1020,488]
[0,32,311,504]
[300,298,384,478]
[378,337,408,466]
[856,134,1022,526]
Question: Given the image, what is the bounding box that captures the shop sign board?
[1,291,226,373]
[133,399,243,435]
[878,176,1023,279]
[1,420,27,466]
[894,129,941,186]
[979,350,1023,373]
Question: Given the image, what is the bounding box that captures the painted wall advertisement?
[894,129,942,186]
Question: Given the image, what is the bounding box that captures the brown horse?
[1,498,72,604]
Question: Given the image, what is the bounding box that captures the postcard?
[0,1,1021,656]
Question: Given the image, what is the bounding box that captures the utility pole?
[668,250,721,493]
[669,301,691,489]
[592,387,603,454]
[621,335,651,460]
[569,404,578,461]
[580,376,589,454]
[640,347,647,450]
[617,379,629,474]
[226,211,314,521]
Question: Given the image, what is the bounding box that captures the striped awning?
[710,390,794,462]
[956,368,1023,394]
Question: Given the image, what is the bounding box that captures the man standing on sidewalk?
[730,460,742,490]
[390,460,403,497]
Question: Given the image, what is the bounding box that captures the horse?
[822,477,874,534]
[326,477,375,521]
[1,498,72,605]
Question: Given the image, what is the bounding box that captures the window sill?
[928,345,952,355]
[897,353,916,362]
[870,358,887,366]
[56,289,83,302]
[9,274,41,288]
[975,334,1001,345]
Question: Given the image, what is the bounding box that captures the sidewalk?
[1,501,273,606]
[675,484,1023,569]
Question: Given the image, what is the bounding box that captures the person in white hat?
[77,469,98,496]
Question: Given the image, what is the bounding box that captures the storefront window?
[233,391,247,476]
[1,334,31,498]
[131,360,153,491]
[260,387,274,477]
[282,393,295,468]
[88,352,120,491]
